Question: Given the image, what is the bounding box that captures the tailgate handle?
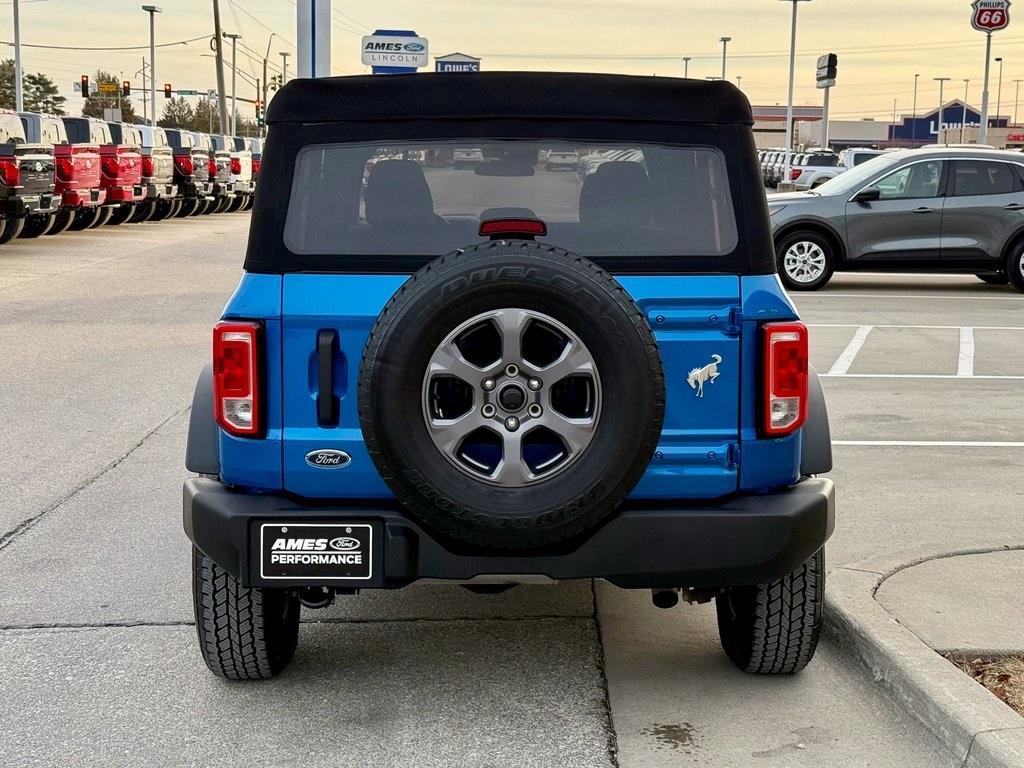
[317,330,340,427]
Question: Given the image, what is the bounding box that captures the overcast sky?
[2,0,1021,122]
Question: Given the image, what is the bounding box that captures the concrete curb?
[824,565,1024,768]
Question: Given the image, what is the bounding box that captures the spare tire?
[358,240,665,550]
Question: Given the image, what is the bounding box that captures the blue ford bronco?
[183,73,835,680]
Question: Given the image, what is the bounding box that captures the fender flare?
[801,365,833,476]
[185,364,220,475]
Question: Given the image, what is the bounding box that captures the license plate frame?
[259,523,374,581]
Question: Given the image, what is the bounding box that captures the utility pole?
[1015,79,1023,125]
[996,57,1005,128]
[143,6,161,127]
[911,74,919,146]
[212,0,228,133]
[13,0,23,111]
[223,32,241,136]
[781,0,811,187]
[280,51,290,83]
[682,56,692,78]
[935,77,951,144]
[261,34,274,139]
[962,79,970,142]
[141,58,147,124]
[719,37,731,81]
[980,32,993,144]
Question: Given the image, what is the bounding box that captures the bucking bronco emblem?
[687,354,723,398]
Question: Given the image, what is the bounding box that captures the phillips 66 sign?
[972,0,1011,32]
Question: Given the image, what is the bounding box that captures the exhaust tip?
[651,588,680,610]
[299,586,335,610]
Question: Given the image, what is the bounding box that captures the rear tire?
[19,213,53,238]
[1006,245,1024,292]
[46,209,74,235]
[176,198,198,217]
[68,207,100,231]
[192,547,300,681]
[130,200,157,223]
[107,205,135,226]
[242,193,254,211]
[227,194,245,213]
[716,548,824,675]
[776,230,835,291]
[0,217,24,244]
[89,207,114,229]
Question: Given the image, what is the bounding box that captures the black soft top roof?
[266,72,753,126]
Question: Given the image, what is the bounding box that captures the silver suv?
[768,147,1024,290]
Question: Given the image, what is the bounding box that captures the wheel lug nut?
[527,378,542,391]
[482,404,496,418]
[505,364,519,378]
[482,379,496,392]
[528,404,542,418]
[504,416,520,431]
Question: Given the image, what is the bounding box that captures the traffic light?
[255,99,263,126]
[122,80,131,98]
[80,75,89,96]
[164,83,172,99]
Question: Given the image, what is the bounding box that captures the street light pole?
[280,51,290,83]
[262,33,274,139]
[996,56,1005,128]
[935,77,951,144]
[142,6,161,127]
[963,79,970,142]
[12,0,23,111]
[223,33,241,136]
[682,56,692,79]
[1015,79,1023,125]
[780,0,810,187]
[911,73,920,146]
[719,37,731,81]
[980,33,993,144]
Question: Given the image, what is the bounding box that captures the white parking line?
[957,327,975,377]
[834,440,1024,448]
[810,324,1024,331]
[827,325,873,376]
[797,293,1024,301]
[821,373,1024,380]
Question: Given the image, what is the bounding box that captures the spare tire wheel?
[358,240,665,550]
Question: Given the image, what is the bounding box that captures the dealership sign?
[361,33,429,70]
[972,0,1011,32]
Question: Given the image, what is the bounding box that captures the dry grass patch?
[946,654,1024,716]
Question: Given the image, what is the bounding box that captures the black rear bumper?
[183,477,834,590]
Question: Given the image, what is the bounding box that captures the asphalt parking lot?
[2,216,1021,767]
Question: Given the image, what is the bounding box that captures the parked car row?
[759,146,888,190]
[0,109,262,243]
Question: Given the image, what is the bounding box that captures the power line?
[228,0,295,48]
[0,34,209,52]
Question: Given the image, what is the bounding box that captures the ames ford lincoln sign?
[361,33,430,68]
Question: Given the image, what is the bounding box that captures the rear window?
[166,130,193,149]
[805,154,838,167]
[283,139,738,261]
[0,114,25,143]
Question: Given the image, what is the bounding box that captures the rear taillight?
[207,156,217,177]
[251,159,261,175]
[762,322,809,437]
[791,168,803,180]
[230,157,241,174]
[174,155,194,176]
[213,321,262,437]
[0,158,20,187]
[101,156,119,178]
[56,157,75,182]
[141,155,155,177]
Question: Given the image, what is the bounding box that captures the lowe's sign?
[362,31,429,74]
[436,53,481,73]
[891,101,1007,143]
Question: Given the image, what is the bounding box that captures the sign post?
[816,53,837,149]
[972,0,1011,143]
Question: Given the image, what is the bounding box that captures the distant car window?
[92,122,112,145]
[152,128,167,148]
[0,114,25,143]
[952,160,1021,196]
[41,118,66,145]
[851,152,880,166]
[805,154,838,167]
[874,160,943,200]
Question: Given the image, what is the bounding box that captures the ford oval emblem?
[329,537,361,551]
[404,42,425,52]
[305,449,351,468]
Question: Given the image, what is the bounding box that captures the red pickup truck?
[62,117,143,228]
